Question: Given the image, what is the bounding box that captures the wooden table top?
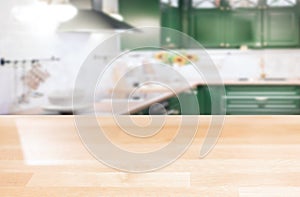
[1,115,300,196]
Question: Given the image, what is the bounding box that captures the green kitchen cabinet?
[133,85,300,115]
[225,85,300,114]
[226,8,262,47]
[160,0,183,48]
[189,9,225,48]
[263,7,299,47]
[187,0,300,48]
[132,89,200,115]
[165,90,201,115]
[177,90,200,115]
[164,89,202,115]
[189,0,262,48]
[119,0,161,50]
[198,85,300,115]
[197,85,225,115]
[189,0,225,47]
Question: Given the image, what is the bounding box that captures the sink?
[237,77,250,81]
[237,77,287,82]
[262,78,287,81]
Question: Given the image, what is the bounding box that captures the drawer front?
[225,86,300,115]
[226,86,300,96]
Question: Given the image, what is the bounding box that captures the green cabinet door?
[198,85,300,115]
[187,0,300,48]
[225,85,300,115]
[263,7,299,47]
[119,0,160,50]
[132,90,200,115]
[197,85,225,115]
[161,0,183,48]
[190,9,225,48]
[178,91,200,115]
[226,9,262,48]
[190,9,262,48]
[160,90,200,115]
[189,0,263,48]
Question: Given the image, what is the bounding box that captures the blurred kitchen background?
[1,0,300,115]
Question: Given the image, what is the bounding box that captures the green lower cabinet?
[225,85,300,115]
[198,85,300,115]
[166,96,180,115]
[197,85,225,115]
[132,90,200,115]
[263,7,299,47]
[133,85,300,115]
[159,90,200,115]
[178,91,200,115]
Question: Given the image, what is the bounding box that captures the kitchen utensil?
[24,62,50,91]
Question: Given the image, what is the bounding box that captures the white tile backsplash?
[207,49,300,80]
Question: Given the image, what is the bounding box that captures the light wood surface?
[1,116,300,196]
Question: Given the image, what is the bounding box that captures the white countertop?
[88,78,300,115]
[15,78,300,115]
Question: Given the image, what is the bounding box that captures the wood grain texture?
[0,116,300,196]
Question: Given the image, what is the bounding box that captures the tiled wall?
[114,49,300,81]
[207,49,300,80]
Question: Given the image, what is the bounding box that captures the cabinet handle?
[167,110,180,115]
[220,7,224,10]
[263,42,268,46]
[226,7,230,10]
[220,43,225,47]
[259,5,267,9]
[226,43,230,47]
[255,97,268,102]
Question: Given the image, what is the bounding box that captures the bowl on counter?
[44,89,89,114]
[48,89,85,106]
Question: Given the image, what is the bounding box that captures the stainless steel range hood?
[58,0,134,32]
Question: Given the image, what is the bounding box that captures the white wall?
[0,0,119,113]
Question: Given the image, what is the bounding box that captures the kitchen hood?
[58,0,134,32]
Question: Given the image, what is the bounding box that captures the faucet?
[259,57,266,80]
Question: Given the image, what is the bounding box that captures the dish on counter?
[42,104,90,114]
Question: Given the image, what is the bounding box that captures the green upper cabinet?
[190,9,225,47]
[226,8,262,47]
[263,0,299,47]
[189,0,225,47]
[119,0,160,50]
[119,0,300,49]
[189,0,263,48]
[160,0,183,48]
[119,0,160,27]
[187,0,300,48]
